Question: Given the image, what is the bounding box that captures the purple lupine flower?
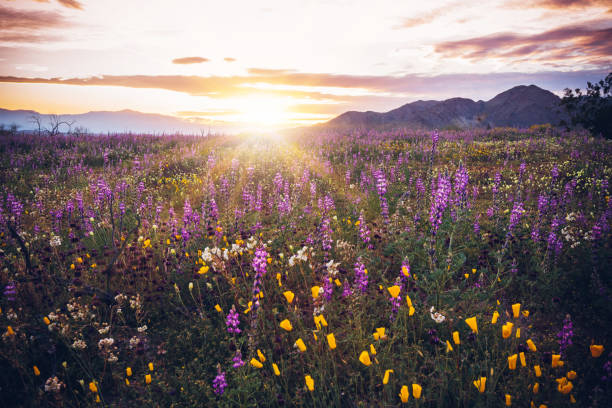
[429,173,452,235]
[251,247,268,311]
[320,217,333,252]
[341,280,353,297]
[226,305,241,334]
[353,259,368,293]
[213,369,227,395]
[557,315,573,357]
[507,201,525,236]
[3,281,17,301]
[232,350,245,368]
[358,211,370,244]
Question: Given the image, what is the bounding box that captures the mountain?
[0,108,234,134]
[323,85,567,130]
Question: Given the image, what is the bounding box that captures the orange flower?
[279,319,293,332]
[283,291,295,304]
[387,285,400,298]
[590,344,604,358]
[465,316,478,334]
[399,385,409,403]
[327,333,337,350]
[305,375,314,391]
[359,351,372,366]
[412,383,422,399]
[512,303,521,319]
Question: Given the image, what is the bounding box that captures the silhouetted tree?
[561,72,611,138]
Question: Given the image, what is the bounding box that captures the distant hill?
[0,108,232,134]
[322,85,567,130]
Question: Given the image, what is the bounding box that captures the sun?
[233,96,292,128]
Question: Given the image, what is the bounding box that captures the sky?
[0,0,611,129]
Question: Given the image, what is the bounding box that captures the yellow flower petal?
[280,319,293,332]
[387,285,400,298]
[359,350,372,366]
[465,316,478,334]
[327,333,337,350]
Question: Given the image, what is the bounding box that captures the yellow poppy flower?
[359,351,372,366]
[406,296,413,308]
[505,394,512,406]
[446,340,453,353]
[283,291,295,304]
[473,376,486,393]
[502,322,514,338]
[590,344,604,358]
[257,349,266,362]
[492,311,499,324]
[412,383,422,399]
[33,366,40,376]
[534,365,542,377]
[409,306,415,316]
[145,374,152,384]
[533,382,539,394]
[280,319,293,332]
[399,385,409,402]
[43,317,51,325]
[383,369,393,385]
[311,286,320,299]
[520,352,526,367]
[215,304,222,313]
[273,363,280,376]
[148,362,154,371]
[508,354,518,370]
[387,285,400,298]
[327,333,337,350]
[527,339,537,352]
[376,327,387,340]
[512,303,521,318]
[89,381,98,393]
[552,354,563,368]
[126,367,132,377]
[567,370,577,380]
[305,375,314,391]
[453,331,460,345]
[465,316,478,334]
[295,338,307,352]
[250,358,263,368]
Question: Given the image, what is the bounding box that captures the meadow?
[0,127,610,407]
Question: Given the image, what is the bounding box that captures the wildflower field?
[0,128,611,407]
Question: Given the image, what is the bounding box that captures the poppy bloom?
[33,366,40,376]
[295,338,307,352]
[359,351,372,366]
[257,349,266,362]
[305,375,314,391]
[567,370,577,380]
[412,383,422,399]
[502,322,514,338]
[465,316,478,334]
[520,352,526,367]
[148,362,154,371]
[89,381,98,393]
[590,344,604,357]
[283,291,295,304]
[527,339,537,352]
[273,363,280,376]
[387,285,400,298]
[280,319,293,331]
[533,382,540,394]
[473,377,486,393]
[311,286,320,299]
[446,340,453,352]
[327,333,337,350]
[534,365,542,377]
[552,354,563,368]
[250,358,263,368]
[126,367,132,377]
[453,331,460,345]
[505,394,512,406]
[383,369,393,385]
[508,354,518,370]
[492,311,499,324]
[512,303,521,319]
[399,385,409,402]
[145,374,152,384]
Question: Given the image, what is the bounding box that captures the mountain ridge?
[322,84,567,130]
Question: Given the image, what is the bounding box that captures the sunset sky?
[0,0,611,128]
